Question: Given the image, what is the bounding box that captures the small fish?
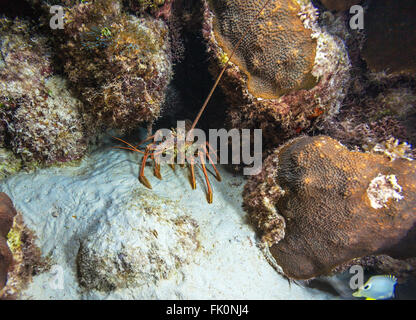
[352,275,397,300]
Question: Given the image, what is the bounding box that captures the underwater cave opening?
[153,0,228,137]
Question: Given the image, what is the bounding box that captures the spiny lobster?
[114,0,272,203]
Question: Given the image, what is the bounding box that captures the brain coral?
[203,0,351,149]
[243,136,416,280]
[61,0,172,132]
[208,0,317,99]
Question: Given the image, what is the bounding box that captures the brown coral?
[0,193,17,291]
[208,0,317,99]
[203,0,351,150]
[244,136,416,280]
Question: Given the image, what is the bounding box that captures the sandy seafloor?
[0,134,334,300]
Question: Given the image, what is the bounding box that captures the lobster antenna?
[188,0,273,133]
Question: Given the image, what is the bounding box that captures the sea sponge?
[203,0,351,149]
[0,18,88,165]
[243,136,416,280]
[0,193,16,291]
[208,0,317,99]
[60,0,172,132]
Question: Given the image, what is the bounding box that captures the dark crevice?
[0,0,42,21]
[155,0,228,134]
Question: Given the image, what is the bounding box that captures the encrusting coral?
[243,136,416,280]
[60,0,173,132]
[203,0,351,149]
[0,17,88,165]
[0,193,16,291]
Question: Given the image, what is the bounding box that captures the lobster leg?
[204,144,222,182]
[168,151,175,171]
[151,153,162,180]
[206,141,219,162]
[134,134,155,149]
[189,157,196,190]
[139,145,153,189]
[112,136,146,154]
[199,151,213,204]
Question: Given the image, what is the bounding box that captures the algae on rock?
[77,189,200,292]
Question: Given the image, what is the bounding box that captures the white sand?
[0,136,333,300]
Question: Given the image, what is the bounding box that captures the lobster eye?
[364,284,370,290]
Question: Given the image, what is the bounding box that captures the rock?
[0,211,48,299]
[324,84,416,153]
[203,0,351,148]
[244,135,416,280]
[0,192,16,290]
[77,192,199,292]
[60,0,172,132]
[0,18,87,165]
[318,0,416,157]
